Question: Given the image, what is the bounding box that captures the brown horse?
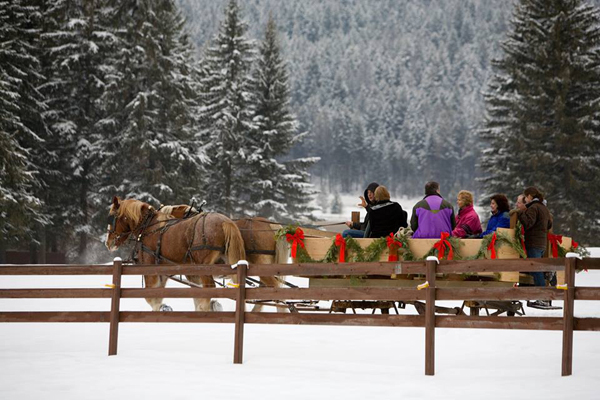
[105,197,246,312]
[162,205,288,312]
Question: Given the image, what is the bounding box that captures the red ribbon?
[286,228,305,259]
[547,233,563,258]
[335,234,346,263]
[520,226,526,251]
[487,232,497,259]
[386,233,402,261]
[433,232,453,260]
[572,241,578,249]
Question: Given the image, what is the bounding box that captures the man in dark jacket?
[512,186,554,309]
[342,182,379,238]
[365,186,408,238]
[410,181,456,238]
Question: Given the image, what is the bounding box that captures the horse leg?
[256,276,290,313]
[144,275,171,311]
[186,274,218,311]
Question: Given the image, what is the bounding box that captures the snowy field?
[1,194,598,400]
[1,250,599,400]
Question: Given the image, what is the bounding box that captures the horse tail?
[222,221,247,264]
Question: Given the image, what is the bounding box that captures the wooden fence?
[1,256,599,376]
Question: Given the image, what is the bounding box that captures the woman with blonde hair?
[452,190,482,238]
[364,185,408,238]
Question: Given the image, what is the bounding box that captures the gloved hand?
[509,209,519,216]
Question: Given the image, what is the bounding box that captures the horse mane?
[159,205,175,215]
[112,199,145,225]
[159,204,195,219]
[110,199,173,225]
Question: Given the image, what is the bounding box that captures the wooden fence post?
[234,260,248,364]
[561,254,577,376]
[108,257,123,356]
[425,257,437,376]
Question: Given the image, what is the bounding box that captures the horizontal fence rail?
[0,256,599,376]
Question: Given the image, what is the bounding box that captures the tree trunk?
[0,238,6,264]
[39,224,47,264]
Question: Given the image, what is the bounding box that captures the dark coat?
[351,182,379,231]
[518,199,553,250]
[367,200,408,238]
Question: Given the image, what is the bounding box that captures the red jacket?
[452,204,482,238]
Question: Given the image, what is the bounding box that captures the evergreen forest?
[1,0,600,261]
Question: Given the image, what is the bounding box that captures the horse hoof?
[210,300,223,312]
[159,304,173,312]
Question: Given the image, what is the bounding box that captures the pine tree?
[197,0,257,216]
[330,192,342,214]
[0,0,49,254]
[479,0,600,244]
[39,0,117,260]
[100,0,205,209]
[249,14,317,220]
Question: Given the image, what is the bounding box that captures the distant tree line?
[180,0,600,245]
[177,0,517,196]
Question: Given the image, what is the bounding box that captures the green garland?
[466,231,527,260]
[514,220,526,257]
[275,225,391,263]
[276,225,411,263]
[572,244,590,258]
[551,238,590,258]
[393,228,416,261]
[422,235,463,260]
[275,225,583,264]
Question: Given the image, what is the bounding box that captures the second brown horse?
[162,205,288,312]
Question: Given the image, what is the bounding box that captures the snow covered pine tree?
[99,0,205,210]
[249,14,317,221]
[479,0,600,244]
[39,0,117,261]
[196,0,258,216]
[0,0,49,259]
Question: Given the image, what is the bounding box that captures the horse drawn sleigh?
[105,197,583,316]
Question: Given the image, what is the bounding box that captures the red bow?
[433,232,453,260]
[548,233,563,258]
[520,226,526,252]
[572,240,578,249]
[386,233,402,261]
[487,232,497,259]
[286,228,305,259]
[335,234,346,263]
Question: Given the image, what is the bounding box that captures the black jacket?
[367,200,408,238]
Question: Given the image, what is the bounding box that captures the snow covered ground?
[1,191,597,400]
[1,250,599,399]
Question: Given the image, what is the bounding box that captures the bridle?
[108,207,156,247]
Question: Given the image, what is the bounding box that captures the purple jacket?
[411,195,456,239]
[452,204,482,238]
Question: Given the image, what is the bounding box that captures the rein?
[125,212,226,266]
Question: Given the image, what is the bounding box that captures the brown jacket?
[518,200,552,250]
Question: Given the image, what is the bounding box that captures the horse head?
[105,196,154,251]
